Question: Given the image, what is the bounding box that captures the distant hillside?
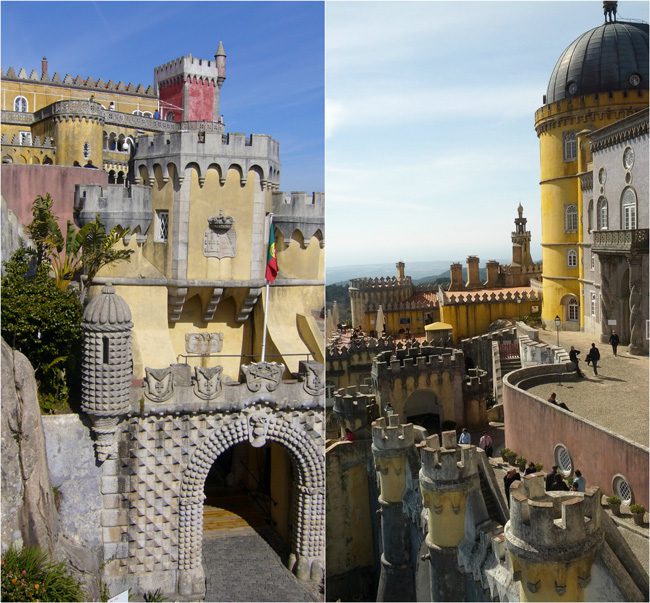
[327,261,453,286]
[326,282,351,324]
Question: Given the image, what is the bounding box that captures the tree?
[1,248,83,409]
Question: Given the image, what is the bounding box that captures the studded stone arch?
[176,408,324,597]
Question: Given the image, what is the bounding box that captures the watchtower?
[154,42,227,123]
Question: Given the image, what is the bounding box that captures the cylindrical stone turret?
[505,474,604,602]
[333,386,376,439]
[419,430,479,601]
[396,261,405,281]
[372,415,416,602]
[81,284,133,461]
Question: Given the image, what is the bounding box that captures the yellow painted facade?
[422,489,467,549]
[536,87,649,329]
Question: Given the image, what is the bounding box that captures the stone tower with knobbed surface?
[81,283,133,461]
[154,41,227,123]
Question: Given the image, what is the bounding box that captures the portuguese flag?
[265,222,278,283]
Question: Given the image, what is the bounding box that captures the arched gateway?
[81,286,325,600]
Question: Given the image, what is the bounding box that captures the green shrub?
[630,504,645,514]
[500,447,511,459]
[143,588,164,602]
[534,463,543,472]
[1,545,84,602]
[607,495,621,505]
[515,456,527,470]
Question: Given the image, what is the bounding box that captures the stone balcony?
[592,229,649,255]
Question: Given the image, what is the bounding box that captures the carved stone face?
[248,412,270,448]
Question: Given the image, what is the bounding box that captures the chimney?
[466,256,481,289]
[41,57,48,80]
[449,262,465,291]
[485,260,500,288]
[396,261,405,281]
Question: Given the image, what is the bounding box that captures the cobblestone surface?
[529,329,649,446]
[203,528,321,602]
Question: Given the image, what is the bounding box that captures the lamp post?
[554,315,561,347]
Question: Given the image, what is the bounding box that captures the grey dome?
[546,21,648,104]
[83,284,133,329]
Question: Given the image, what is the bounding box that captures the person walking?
[524,462,537,476]
[459,427,471,445]
[589,343,601,375]
[609,330,620,356]
[478,432,493,457]
[569,346,584,377]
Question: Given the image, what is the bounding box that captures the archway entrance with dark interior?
[404,390,442,435]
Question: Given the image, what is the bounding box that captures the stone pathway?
[203,528,321,602]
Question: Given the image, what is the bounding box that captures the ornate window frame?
[13,95,28,112]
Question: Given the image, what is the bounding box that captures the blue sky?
[326,1,649,268]
[1,1,324,193]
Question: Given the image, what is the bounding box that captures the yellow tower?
[535,4,648,329]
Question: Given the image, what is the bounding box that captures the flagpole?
[261,213,274,362]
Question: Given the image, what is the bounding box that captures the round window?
[598,167,606,185]
[612,474,633,505]
[623,147,635,170]
[553,443,573,476]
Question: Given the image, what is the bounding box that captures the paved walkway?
[529,329,649,446]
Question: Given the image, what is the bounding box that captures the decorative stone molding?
[185,332,223,355]
[235,287,262,323]
[592,229,649,255]
[202,288,224,322]
[300,360,324,396]
[192,366,222,400]
[203,212,236,259]
[168,287,188,322]
[241,362,284,392]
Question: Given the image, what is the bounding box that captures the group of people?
[504,465,586,505]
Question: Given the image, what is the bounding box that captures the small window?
[587,199,593,232]
[132,109,143,116]
[612,474,633,505]
[590,292,597,317]
[565,204,578,232]
[155,210,169,242]
[597,197,608,230]
[19,131,32,146]
[567,249,577,268]
[622,188,637,230]
[14,96,28,112]
[83,142,90,159]
[563,131,577,161]
[102,336,110,364]
[567,298,579,321]
[554,443,573,476]
[590,252,595,271]
[143,112,152,118]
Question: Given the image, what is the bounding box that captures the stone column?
[505,474,603,602]
[371,415,415,602]
[419,430,478,601]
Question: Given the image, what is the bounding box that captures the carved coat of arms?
[302,362,324,396]
[193,366,223,400]
[144,367,174,402]
[241,362,284,392]
[204,212,236,259]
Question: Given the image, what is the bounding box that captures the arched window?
[143,111,152,118]
[108,133,117,151]
[621,188,637,230]
[565,204,578,232]
[567,298,579,321]
[597,197,608,230]
[563,131,577,161]
[587,199,593,232]
[13,96,28,112]
[132,109,143,116]
[117,134,126,152]
[166,111,175,122]
[567,248,577,268]
[103,131,108,150]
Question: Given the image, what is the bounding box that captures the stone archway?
[176,407,324,598]
[404,389,441,434]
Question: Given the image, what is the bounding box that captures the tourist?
[547,392,572,412]
[569,346,584,377]
[524,462,536,476]
[572,469,586,492]
[589,343,601,375]
[478,432,493,457]
[153,109,160,120]
[545,465,559,491]
[609,330,620,356]
[109,101,115,111]
[551,473,569,491]
[504,468,521,506]
[343,428,356,442]
[459,427,471,445]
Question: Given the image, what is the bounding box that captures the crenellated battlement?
[271,192,324,244]
[326,335,395,359]
[419,431,478,488]
[154,54,222,87]
[349,275,413,291]
[333,387,375,421]
[2,65,156,96]
[505,474,603,561]
[440,288,539,306]
[371,415,414,453]
[1,133,54,148]
[373,346,464,376]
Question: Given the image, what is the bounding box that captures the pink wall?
[160,81,183,122]
[188,78,215,121]
[503,367,648,508]
[1,164,108,234]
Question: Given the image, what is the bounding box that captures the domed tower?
[81,284,133,461]
[535,3,648,330]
